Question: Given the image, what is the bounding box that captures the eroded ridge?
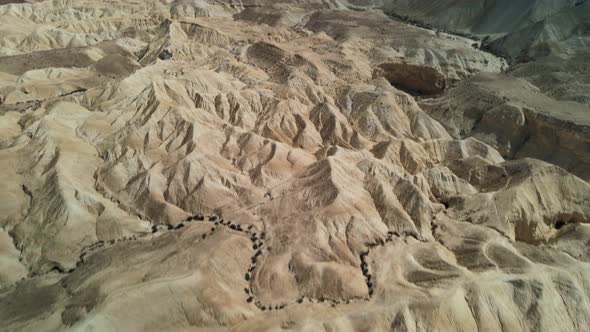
[1,0,590,331]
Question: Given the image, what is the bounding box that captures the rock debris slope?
[0,1,590,331]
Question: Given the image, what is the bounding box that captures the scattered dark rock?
[157,49,173,60]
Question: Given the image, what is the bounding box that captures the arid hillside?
[1,1,590,331]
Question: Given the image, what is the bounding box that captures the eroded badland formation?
[0,0,590,331]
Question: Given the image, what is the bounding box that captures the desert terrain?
[1,0,590,331]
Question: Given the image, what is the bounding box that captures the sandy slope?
[1,1,590,331]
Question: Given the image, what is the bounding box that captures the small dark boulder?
[157,49,173,60]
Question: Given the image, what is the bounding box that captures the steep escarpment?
[420,73,590,180]
[379,0,580,35]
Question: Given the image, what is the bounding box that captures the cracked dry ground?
[1,1,590,331]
